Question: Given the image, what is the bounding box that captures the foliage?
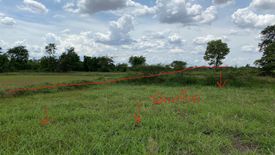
[45,43,56,57]
[26,59,40,71]
[83,56,96,72]
[96,56,115,72]
[84,56,115,72]
[115,63,128,72]
[129,56,146,67]
[259,25,275,51]
[131,64,171,74]
[0,52,9,72]
[58,47,81,72]
[40,56,58,72]
[7,46,29,70]
[256,25,275,75]
[204,40,230,67]
[170,61,187,70]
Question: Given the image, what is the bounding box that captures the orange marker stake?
[40,106,49,126]
[134,103,142,125]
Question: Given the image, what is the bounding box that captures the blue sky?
[1,0,275,66]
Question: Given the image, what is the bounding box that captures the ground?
[0,72,274,154]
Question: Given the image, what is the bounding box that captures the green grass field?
[0,72,274,154]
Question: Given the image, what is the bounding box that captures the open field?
[0,72,275,154]
[0,72,129,90]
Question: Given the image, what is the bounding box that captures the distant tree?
[58,47,81,72]
[40,56,57,72]
[256,25,275,75]
[45,43,56,57]
[171,61,187,70]
[83,56,92,72]
[116,63,128,72]
[40,43,58,72]
[7,46,29,70]
[204,40,230,67]
[27,59,40,71]
[129,56,146,67]
[0,51,9,72]
[97,56,115,72]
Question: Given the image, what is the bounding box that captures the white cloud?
[241,45,257,53]
[54,0,61,3]
[250,0,275,10]
[232,8,275,28]
[111,0,156,16]
[212,0,233,5]
[95,15,134,45]
[44,33,60,44]
[61,29,71,34]
[77,0,128,15]
[193,34,228,45]
[168,33,184,45]
[155,0,217,25]
[0,13,16,25]
[18,0,48,14]
[63,2,78,13]
[0,40,8,50]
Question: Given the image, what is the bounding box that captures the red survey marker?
[216,70,227,88]
[40,106,49,126]
[134,103,142,125]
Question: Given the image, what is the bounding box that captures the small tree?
[171,61,187,70]
[7,46,29,70]
[204,40,230,67]
[129,56,146,67]
[256,25,275,75]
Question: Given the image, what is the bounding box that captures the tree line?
[0,44,188,73]
[0,25,274,75]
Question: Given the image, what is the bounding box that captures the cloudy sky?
[1,0,275,66]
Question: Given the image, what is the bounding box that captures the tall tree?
[204,40,230,67]
[7,46,29,70]
[256,25,275,75]
[83,56,93,72]
[40,43,57,72]
[58,47,81,72]
[129,56,146,67]
[45,43,56,57]
[259,25,275,51]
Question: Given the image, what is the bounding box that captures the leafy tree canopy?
[204,40,230,67]
[129,56,146,67]
[171,61,187,70]
[256,25,275,75]
[45,43,57,57]
[7,46,29,70]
